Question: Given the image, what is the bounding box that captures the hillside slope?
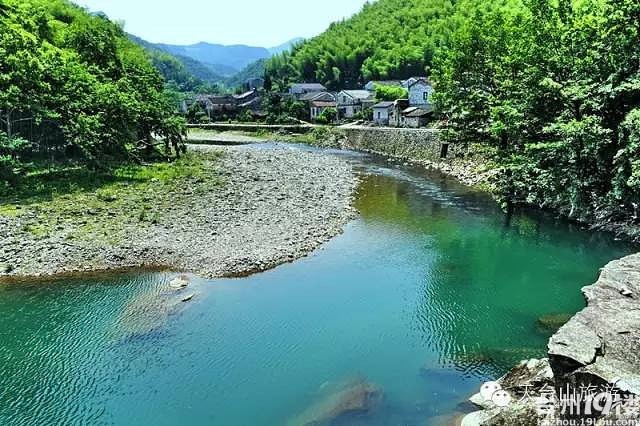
[266,0,460,89]
[128,34,224,87]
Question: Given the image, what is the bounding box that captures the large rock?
[288,379,382,426]
[548,253,640,394]
[465,253,640,425]
[464,358,554,426]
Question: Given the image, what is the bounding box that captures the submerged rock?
[181,293,195,302]
[289,379,382,426]
[536,313,573,334]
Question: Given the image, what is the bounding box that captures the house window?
[377,112,381,119]
[343,96,347,103]
[423,92,429,100]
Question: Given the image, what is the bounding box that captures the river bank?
[0,144,357,281]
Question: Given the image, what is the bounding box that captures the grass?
[1,151,223,243]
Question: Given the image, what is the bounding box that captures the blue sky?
[73,0,368,47]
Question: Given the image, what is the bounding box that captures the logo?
[477,381,640,425]
[479,381,512,407]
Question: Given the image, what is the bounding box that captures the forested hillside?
[226,59,266,89]
[265,0,460,89]
[129,34,224,88]
[0,0,185,184]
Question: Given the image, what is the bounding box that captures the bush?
[315,107,337,124]
[0,155,20,183]
[375,84,407,101]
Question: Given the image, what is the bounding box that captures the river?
[0,144,633,425]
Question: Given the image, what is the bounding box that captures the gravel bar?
[0,144,358,280]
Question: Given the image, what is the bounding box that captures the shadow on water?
[0,144,635,426]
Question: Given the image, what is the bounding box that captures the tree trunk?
[6,110,11,139]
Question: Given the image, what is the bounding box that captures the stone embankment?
[330,126,496,189]
[462,253,640,425]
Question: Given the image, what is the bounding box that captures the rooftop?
[299,91,335,101]
[403,105,433,117]
[291,83,327,90]
[233,90,257,100]
[373,101,395,108]
[341,90,375,100]
[407,77,433,88]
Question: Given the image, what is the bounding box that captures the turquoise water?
[0,146,633,425]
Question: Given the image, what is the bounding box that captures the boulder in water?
[536,313,573,333]
[289,378,382,425]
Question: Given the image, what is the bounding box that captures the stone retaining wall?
[337,127,451,162]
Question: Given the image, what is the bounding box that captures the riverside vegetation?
[266,0,640,236]
[0,0,187,186]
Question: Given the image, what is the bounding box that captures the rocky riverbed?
[0,144,358,280]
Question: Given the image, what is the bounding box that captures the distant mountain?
[128,34,224,85]
[155,42,270,76]
[129,34,303,88]
[268,37,305,55]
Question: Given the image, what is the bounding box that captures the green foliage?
[315,108,337,124]
[434,0,640,223]
[262,93,308,124]
[0,0,186,182]
[0,132,29,182]
[265,0,458,89]
[374,84,407,101]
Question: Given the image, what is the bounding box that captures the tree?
[0,0,187,178]
[374,84,408,101]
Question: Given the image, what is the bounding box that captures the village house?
[310,100,337,121]
[234,89,259,102]
[197,94,237,119]
[400,106,432,128]
[336,90,376,118]
[233,89,260,108]
[289,83,327,99]
[408,77,434,108]
[372,101,394,125]
[301,92,337,121]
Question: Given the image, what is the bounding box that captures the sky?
[73,0,368,48]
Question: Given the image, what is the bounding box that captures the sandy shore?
[0,143,358,280]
